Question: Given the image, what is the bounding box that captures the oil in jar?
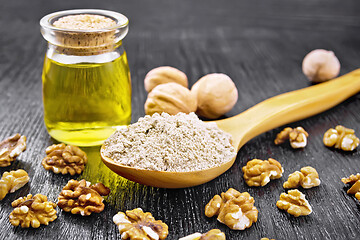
[42,52,131,146]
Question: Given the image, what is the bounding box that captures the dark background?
[1,0,360,239]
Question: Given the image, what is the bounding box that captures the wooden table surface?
[1,0,360,239]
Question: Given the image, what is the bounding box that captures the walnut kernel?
[144,82,197,116]
[57,179,110,216]
[144,66,188,92]
[42,143,87,175]
[191,73,238,119]
[9,194,57,228]
[276,189,312,217]
[0,134,27,167]
[113,208,169,240]
[205,188,258,230]
[179,229,225,240]
[341,173,360,184]
[342,174,360,201]
[302,49,340,82]
[274,127,308,149]
[242,158,283,187]
[283,166,320,189]
[0,169,29,200]
[323,125,359,151]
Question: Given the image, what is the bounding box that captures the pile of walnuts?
[143,66,238,119]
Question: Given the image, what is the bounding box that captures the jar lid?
[40,9,129,55]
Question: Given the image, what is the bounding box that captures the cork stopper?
[53,14,116,30]
[41,10,129,56]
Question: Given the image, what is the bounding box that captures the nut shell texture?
[144,82,197,116]
[144,66,188,92]
[191,73,238,119]
[302,49,340,82]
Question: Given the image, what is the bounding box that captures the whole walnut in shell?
[144,66,188,92]
[144,82,197,116]
[302,49,340,82]
[191,73,238,119]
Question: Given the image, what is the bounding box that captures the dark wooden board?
[1,0,360,239]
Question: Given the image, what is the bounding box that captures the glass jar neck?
[46,41,124,64]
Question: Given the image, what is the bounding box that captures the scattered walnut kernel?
[57,179,110,216]
[9,194,57,228]
[205,188,258,230]
[283,166,320,189]
[276,189,312,217]
[179,229,225,240]
[0,134,27,167]
[113,208,169,240]
[323,125,359,151]
[0,169,29,200]
[342,174,360,201]
[274,127,308,149]
[42,143,87,175]
[341,173,360,184]
[242,158,283,187]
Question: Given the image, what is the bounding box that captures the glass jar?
[40,9,131,146]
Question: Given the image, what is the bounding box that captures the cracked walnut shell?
[57,179,110,216]
[205,188,258,230]
[42,143,87,175]
[9,194,57,228]
[0,169,29,200]
[0,134,27,167]
[242,158,283,187]
[179,229,225,240]
[342,174,360,201]
[274,127,308,149]
[113,208,169,240]
[323,125,359,151]
[276,189,312,217]
[283,166,320,189]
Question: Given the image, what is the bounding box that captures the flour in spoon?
[103,112,236,172]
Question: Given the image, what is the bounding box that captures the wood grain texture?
[1,0,360,239]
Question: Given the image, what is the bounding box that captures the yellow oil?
[42,52,131,146]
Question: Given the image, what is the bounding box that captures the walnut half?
[276,189,312,217]
[342,174,360,201]
[42,143,87,175]
[205,188,258,230]
[179,229,225,240]
[9,194,57,228]
[57,179,110,216]
[0,169,29,200]
[0,134,27,167]
[242,158,283,187]
[323,125,359,151]
[113,208,169,240]
[274,127,308,149]
[283,166,321,189]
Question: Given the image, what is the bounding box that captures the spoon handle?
[220,69,360,151]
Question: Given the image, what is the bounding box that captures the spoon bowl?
[101,69,360,188]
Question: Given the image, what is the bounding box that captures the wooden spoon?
[101,69,360,188]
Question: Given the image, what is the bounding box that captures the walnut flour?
[103,112,236,172]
